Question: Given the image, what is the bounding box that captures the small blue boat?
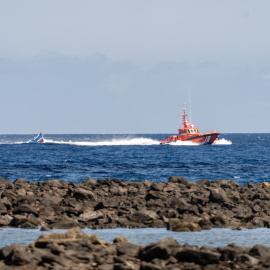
[28,133,44,143]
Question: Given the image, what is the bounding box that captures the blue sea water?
[0,133,269,185]
[1,133,270,248]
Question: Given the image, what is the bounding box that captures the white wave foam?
[44,137,160,146]
[169,140,200,146]
[213,138,232,145]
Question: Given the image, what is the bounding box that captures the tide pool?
[1,227,270,249]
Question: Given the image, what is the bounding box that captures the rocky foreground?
[1,176,270,231]
[1,227,270,270]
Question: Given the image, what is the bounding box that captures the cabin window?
[188,130,190,133]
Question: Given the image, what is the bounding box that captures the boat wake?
[169,138,232,146]
[4,137,232,146]
[169,141,200,146]
[44,137,160,146]
[213,138,232,145]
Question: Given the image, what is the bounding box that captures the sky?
[0,0,270,133]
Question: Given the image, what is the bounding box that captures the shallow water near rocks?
[1,227,270,249]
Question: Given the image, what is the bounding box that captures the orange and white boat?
[160,104,220,145]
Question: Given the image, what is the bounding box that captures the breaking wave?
[44,138,160,146]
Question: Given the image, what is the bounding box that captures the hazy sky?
[0,1,270,133]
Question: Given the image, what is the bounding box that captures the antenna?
[189,91,192,122]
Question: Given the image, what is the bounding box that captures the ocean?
[1,133,270,248]
[0,133,269,185]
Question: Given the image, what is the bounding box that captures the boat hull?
[186,133,220,144]
[28,139,44,143]
[160,132,220,145]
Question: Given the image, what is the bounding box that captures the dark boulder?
[140,243,171,262]
[175,247,221,265]
[83,177,96,185]
[12,204,39,217]
[214,179,240,189]
[0,215,13,226]
[168,176,190,186]
[145,190,167,201]
[0,177,13,189]
[129,210,158,224]
[79,209,103,221]
[73,188,96,200]
[196,179,210,186]
[111,178,122,184]
[46,179,62,188]
[10,215,28,227]
[97,178,112,186]
[0,244,34,265]
[167,218,201,232]
[95,198,120,210]
[249,245,270,261]
[116,241,141,257]
[209,188,228,204]
[1,197,11,210]
[150,182,164,192]
[169,197,195,214]
[13,178,28,189]
[235,254,259,265]
[48,219,78,229]
[218,244,246,261]
[0,202,7,214]
[140,262,162,270]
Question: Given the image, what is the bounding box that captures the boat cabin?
[178,128,200,135]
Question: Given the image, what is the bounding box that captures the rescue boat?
[160,104,219,145]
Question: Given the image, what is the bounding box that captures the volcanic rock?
[1,175,270,231]
[0,228,269,269]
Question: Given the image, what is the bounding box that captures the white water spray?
[213,138,232,145]
[44,137,160,146]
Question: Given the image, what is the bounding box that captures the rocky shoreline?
[1,176,270,231]
[1,227,270,269]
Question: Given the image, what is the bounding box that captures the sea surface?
[0,133,269,185]
[1,133,270,248]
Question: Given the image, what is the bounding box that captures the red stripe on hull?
[160,133,219,145]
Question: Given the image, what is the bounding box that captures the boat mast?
[183,103,188,128]
[189,91,192,123]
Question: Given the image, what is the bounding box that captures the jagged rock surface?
[0,228,270,269]
[1,176,270,231]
